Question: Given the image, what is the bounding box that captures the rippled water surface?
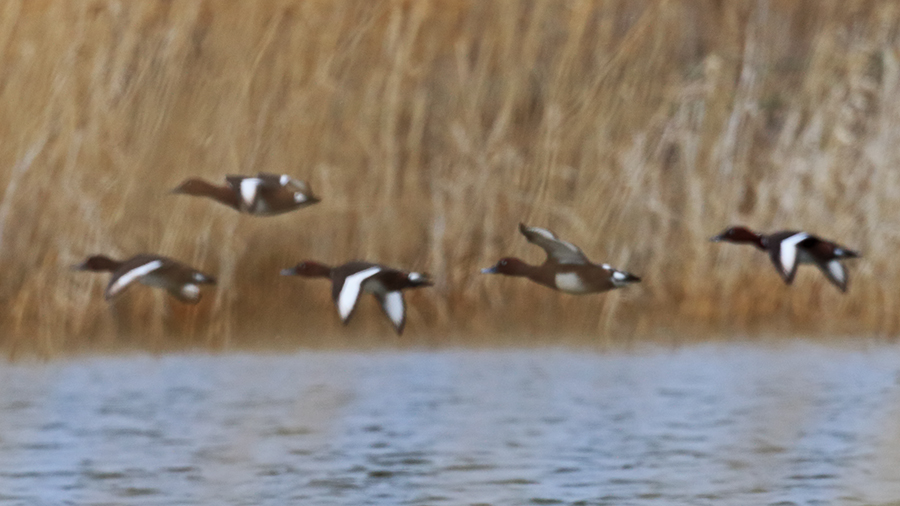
[1,342,900,505]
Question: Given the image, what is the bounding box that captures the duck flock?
[74,172,861,335]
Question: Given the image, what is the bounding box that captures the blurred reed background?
[1,0,898,353]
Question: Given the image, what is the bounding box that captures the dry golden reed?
[1,0,899,352]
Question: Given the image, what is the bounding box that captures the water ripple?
[0,343,897,505]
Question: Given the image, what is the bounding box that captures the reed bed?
[1,0,898,352]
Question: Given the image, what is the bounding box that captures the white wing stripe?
[779,233,809,274]
[528,226,558,240]
[381,291,405,329]
[109,260,163,296]
[828,260,845,284]
[240,178,263,206]
[337,267,381,321]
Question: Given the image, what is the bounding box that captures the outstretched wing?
[768,232,809,284]
[223,175,269,208]
[332,266,381,323]
[105,258,164,299]
[814,259,849,292]
[519,223,590,264]
[375,291,406,335]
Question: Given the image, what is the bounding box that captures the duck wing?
[519,223,590,264]
[804,237,857,292]
[813,259,849,292]
[225,175,276,208]
[332,265,382,324]
[104,255,167,299]
[805,238,860,260]
[374,291,406,335]
[106,255,215,302]
[766,231,810,284]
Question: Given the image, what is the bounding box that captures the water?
[1,342,899,506]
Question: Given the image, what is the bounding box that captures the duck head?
[72,255,121,272]
[280,261,332,278]
[710,226,763,246]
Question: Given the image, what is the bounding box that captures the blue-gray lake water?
[1,342,899,505]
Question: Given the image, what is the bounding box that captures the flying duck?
[73,254,216,303]
[481,223,641,294]
[172,173,320,216]
[710,226,860,292]
[280,261,433,335]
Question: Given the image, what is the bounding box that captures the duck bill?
[70,261,88,271]
[280,267,298,276]
[709,233,725,242]
[624,273,641,283]
[481,265,499,274]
